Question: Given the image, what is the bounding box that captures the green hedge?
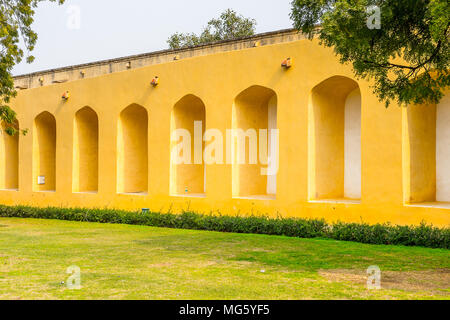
[0,205,448,249]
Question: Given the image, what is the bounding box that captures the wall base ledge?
[233,195,276,201]
[170,193,206,199]
[405,202,450,209]
[118,192,148,196]
[309,199,361,204]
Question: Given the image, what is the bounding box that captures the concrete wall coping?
[14,28,303,89]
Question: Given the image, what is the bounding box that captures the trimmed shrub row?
[0,205,448,249]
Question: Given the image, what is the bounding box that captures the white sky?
[13,0,293,76]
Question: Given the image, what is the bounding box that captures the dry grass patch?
[319,268,450,295]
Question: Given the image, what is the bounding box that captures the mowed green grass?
[0,218,448,300]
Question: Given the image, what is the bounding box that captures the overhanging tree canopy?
[0,0,65,136]
[290,0,449,107]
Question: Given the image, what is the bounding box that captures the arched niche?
[232,85,278,199]
[405,93,449,204]
[308,76,361,201]
[73,106,99,193]
[0,120,19,190]
[117,104,148,194]
[170,94,206,196]
[33,111,56,192]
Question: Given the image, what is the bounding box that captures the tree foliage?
[290,0,449,107]
[0,0,64,136]
[167,9,257,50]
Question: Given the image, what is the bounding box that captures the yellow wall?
[3,36,449,227]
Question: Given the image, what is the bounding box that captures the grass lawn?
[0,217,448,300]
